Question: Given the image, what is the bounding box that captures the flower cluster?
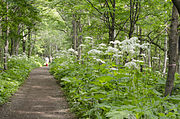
[88,49,103,55]
[68,48,78,55]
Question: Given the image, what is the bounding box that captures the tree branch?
[86,0,103,15]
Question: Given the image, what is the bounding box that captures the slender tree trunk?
[78,21,83,60]
[129,0,140,38]
[163,36,168,74]
[28,28,32,58]
[148,44,151,67]
[22,29,26,53]
[72,14,78,51]
[165,5,179,96]
[139,27,143,72]
[10,37,15,56]
[3,1,9,70]
[15,24,21,55]
[129,0,134,38]
[109,0,116,42]
[178,37,180,74]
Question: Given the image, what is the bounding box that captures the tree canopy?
[0,0,180,118]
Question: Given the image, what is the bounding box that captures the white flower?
[106,46,119,53]
[125,61,137,69]
[140,54,146,57]
[110,40,121,45]
[110,68,118,71]
[95,58,105,64]
[79,44,86,47]
[152,57,159,60]
[74,51,78,55]
[99,43,106,47]
[140,43,149,49]
[113,54,122,58]
[88,49,103,55]
[98,43,107,50]
[132,59,144,63]
[68,48,78,55]
[68,48,75,52]
[85,36,93,39]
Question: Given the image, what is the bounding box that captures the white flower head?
[132,59,144,63]
[140,54,146,57]
[113,54,122,58]
[79,44,86,47]
[106,46,119,53]
[68,48,75,52]
[88,49,103,55]
[125,61,137,69]
[95,58,105,64]
[99,43,107,47]
[85,36,93,39]
[110,40,121,45]
[68,48,78,55]
[110,68,118,71]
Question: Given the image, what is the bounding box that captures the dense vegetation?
[0,0,180,118]
[50,37,180,118]
[0,55,43,104]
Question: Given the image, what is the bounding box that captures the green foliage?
[50,39,180,119]
[0,54,43,104]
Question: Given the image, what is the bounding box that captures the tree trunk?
[164,5,179,96]
[178,37,180,74]
[22,30,26,53]
[109,0,115,42]
[28,28,32,58]
[139,27,143,72]
[15,24,21,55]
[72,14,78,51]
[148,44,151,68]
[129,0,140,38]
[163,36,168,74]
[78,21,83,60]
[172,0,180,14]
[3,1,9,70]
[10,37,15,56]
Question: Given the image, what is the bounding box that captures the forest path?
[0,67,76,119]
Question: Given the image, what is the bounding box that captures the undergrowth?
[50,37,180,119]
[0,54,43,104]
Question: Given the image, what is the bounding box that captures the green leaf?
[106,110,133,119]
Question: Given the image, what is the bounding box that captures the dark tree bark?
[172,0,180,14]
[10,37,15,56]
[22,39,26,53]
[129,0,141,38]
[106,0,116,42]
[22,27,27,54]
[165,5,179,96]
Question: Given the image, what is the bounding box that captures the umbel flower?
[68,48,78,55]
[88,49,103,55]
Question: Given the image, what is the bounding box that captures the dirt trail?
[0,67,76,119]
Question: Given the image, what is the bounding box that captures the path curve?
[0,67,76,119]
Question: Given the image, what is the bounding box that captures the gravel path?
[0,67,76,119]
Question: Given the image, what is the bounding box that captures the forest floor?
[0,67,76,119]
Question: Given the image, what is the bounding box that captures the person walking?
[45,57,49,66]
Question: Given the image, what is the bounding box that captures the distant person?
[45,57,49,66]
